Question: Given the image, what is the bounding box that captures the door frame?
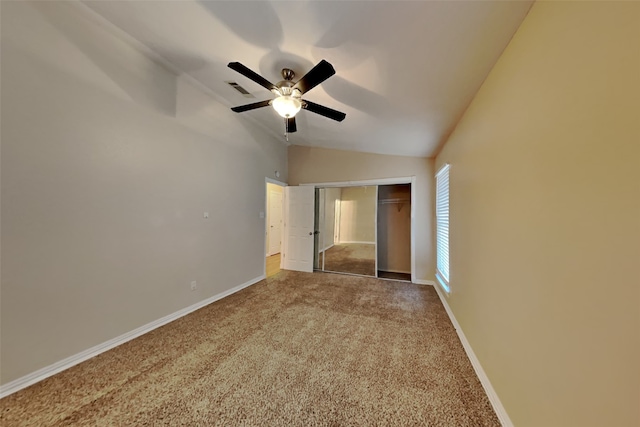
[374,185,379,276]
[265,177,287,277]
[301,176,416,283]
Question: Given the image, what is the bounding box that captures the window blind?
[435,164,450,289]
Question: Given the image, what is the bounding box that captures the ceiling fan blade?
[230,99,272,113]
[286,117,297,133]
[302,100,346,122]
[228,62,278,92]
[293,60,335,94]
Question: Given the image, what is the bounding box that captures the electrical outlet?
[190,281,197,291]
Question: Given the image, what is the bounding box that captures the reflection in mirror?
[316,186,376,276]
[314,188,324,271]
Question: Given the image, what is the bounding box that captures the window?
[435,164,450,292]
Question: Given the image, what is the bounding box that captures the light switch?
[259,211,265,219]
[203,212,209,219]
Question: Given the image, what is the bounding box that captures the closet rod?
[378,198,410,204]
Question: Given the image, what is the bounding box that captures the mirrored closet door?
[314,186,377,276]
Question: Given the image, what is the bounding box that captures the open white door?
[283,186,315,272]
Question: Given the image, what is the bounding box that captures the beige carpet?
[323,243,376,276]
[0,271,499,426]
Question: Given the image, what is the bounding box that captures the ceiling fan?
[227,59,346,134]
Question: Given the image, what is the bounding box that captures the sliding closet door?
[314,188,325,271]
[322,186,377,276]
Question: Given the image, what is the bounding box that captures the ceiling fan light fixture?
[272,95,302,118]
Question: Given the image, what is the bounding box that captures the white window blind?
[435,164,450,291]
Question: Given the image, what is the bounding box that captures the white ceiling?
[82,0,533,157]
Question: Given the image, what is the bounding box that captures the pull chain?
[284,118,289,142]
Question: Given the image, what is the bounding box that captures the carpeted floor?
[323,243,376,276]
[0,271,499,426]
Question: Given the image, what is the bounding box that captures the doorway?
[265,179,286,277]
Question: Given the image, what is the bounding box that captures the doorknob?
[308,232,313,235]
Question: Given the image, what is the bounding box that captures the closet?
[312,182,412,282]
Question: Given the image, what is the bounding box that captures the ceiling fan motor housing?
[277,83,298,98]
[277,68,302,97]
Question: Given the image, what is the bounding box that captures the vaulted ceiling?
[82,1,533,157]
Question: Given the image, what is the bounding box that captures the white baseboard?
[337,240,376,245]
[319,243,335,253]
[0,274,266,399]
[432,285,513,427]
[413,279,436,285]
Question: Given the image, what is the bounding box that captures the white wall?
[435,1,640,426]
[0,1,287,385]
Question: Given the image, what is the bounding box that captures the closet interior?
[377,184,412,281]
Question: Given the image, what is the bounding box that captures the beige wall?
[0,2,287,385]
[435,2,640,426]
[338,186,376,244]
[377,185,411,273]
[289,145,434,281]
[322,187,341,250]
